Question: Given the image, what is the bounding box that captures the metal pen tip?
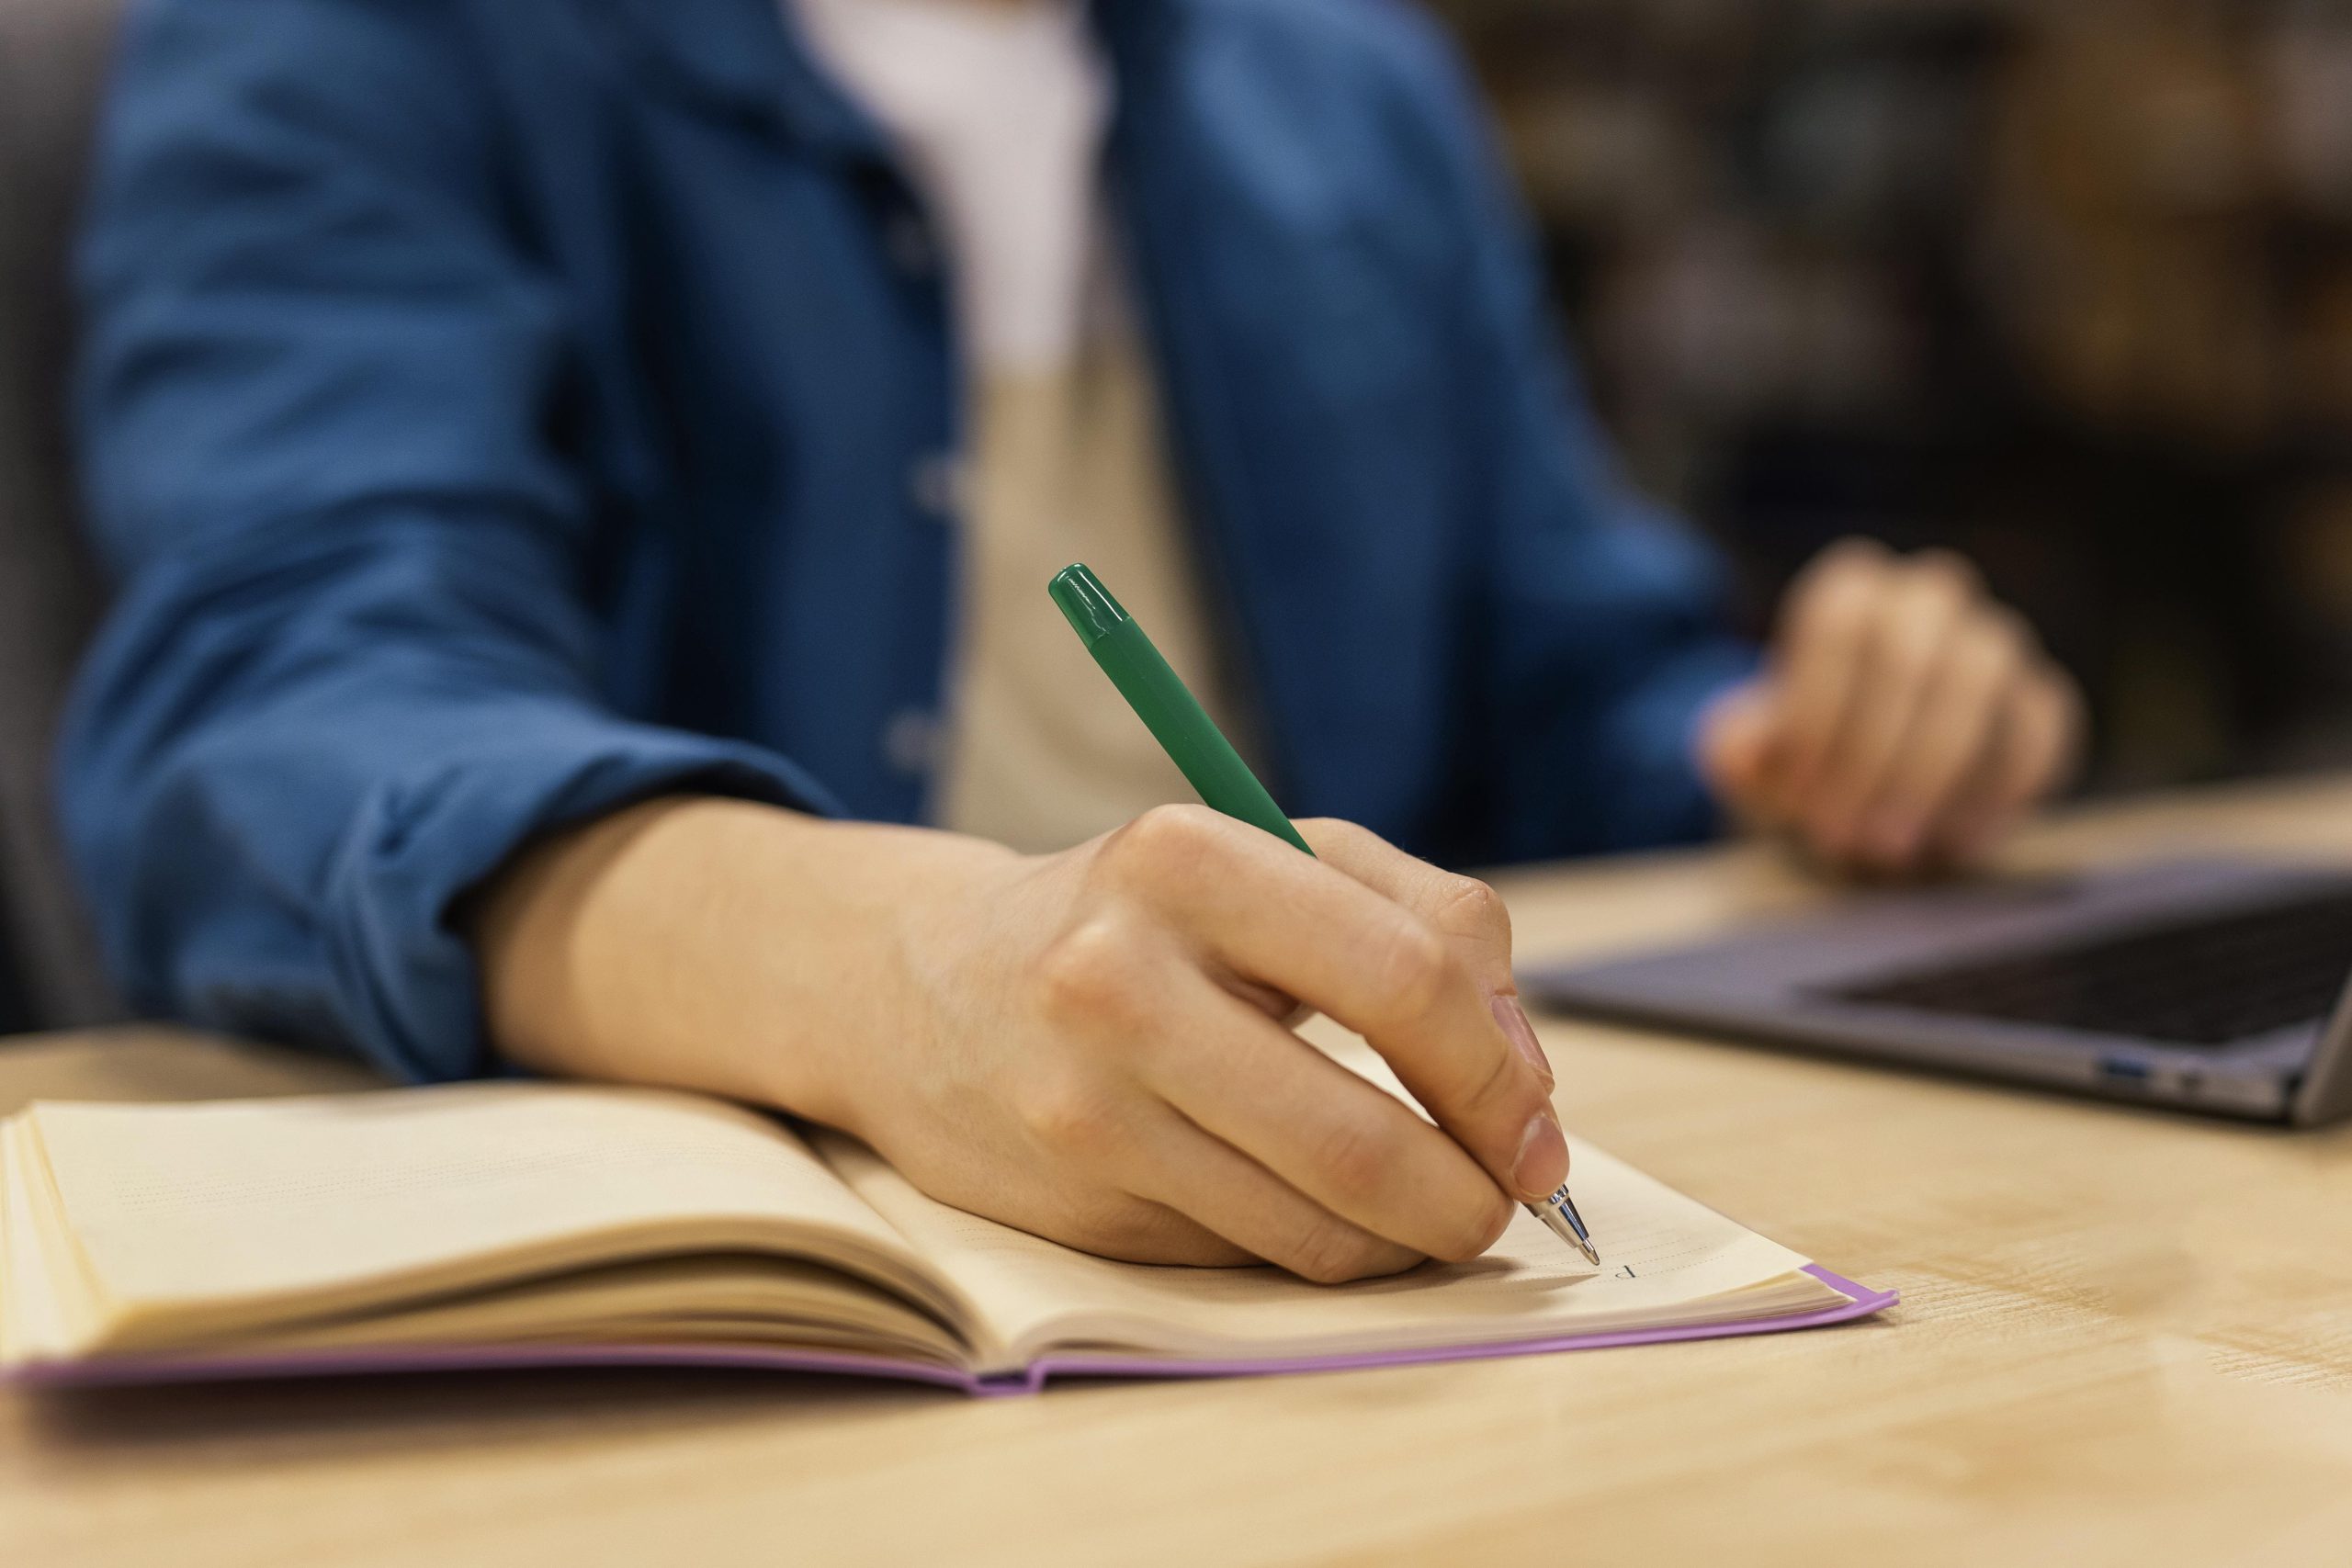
[1529,1185,1600,1267]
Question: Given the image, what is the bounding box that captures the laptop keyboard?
[1824,885,2352,1047]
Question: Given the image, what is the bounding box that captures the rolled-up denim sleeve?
[59,0,832,1081]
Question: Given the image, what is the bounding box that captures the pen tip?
[1579,1239,1600,1267]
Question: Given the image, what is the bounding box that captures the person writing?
[62,0,2081,1282]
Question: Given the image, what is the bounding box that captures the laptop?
[1521,859,2352,1125]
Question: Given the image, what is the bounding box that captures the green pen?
[1047,561,1600,1267]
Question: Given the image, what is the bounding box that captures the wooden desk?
[12,776,2352,1567]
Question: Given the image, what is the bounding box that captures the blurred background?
[10,0,2352,1034]
[1432,0,2352,792]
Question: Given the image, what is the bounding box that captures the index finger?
[1104,808,1566,1203]
[1296,818,1514,993]
[1299,818,1552,1087]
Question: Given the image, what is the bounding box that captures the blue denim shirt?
[61,0,1754,1081]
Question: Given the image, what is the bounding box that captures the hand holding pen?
[1052,564,1599,1267]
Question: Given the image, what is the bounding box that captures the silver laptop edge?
[1522,859,2352,1126]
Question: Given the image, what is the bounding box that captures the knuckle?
[1293,817,1358,854]
[1432,874,1511,948]
[1813,536,1890,581]
[1105,803,1224,879]
[1911,547,1980,592]
[1016,1068,1122,1160]
[1797,537,1889,604]
[1034,918,1144,1028]
[1883,597,1951,664]
[1797,560,1878,629]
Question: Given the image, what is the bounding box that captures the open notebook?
[0,1084,1892,1394]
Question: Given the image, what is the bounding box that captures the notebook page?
[817,1131,1837,1371]
[256,1254,967,1363]
[23,1085,966,1352]
[1,1119,91,1361]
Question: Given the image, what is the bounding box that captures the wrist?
[470,795,1019,1125]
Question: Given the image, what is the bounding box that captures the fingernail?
[1511,1111,1570,1201]
[1491,995,1553,1088]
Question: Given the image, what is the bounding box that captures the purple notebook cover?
[11,1265,1895,1397]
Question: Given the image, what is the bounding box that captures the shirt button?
[910,452,967,520]
[882,708,941,776]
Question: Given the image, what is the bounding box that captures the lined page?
[24,1086,962,1351]
[820,1132,1834,1371]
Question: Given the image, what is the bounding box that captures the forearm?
[470,796,1017,1126]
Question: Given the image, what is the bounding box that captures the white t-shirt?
[788,0,1248,852]
[792,0,1109,371]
